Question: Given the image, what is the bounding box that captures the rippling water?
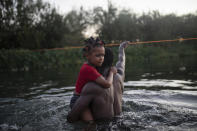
[0,71,197,131]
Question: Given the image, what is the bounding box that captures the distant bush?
[0,48,83,72]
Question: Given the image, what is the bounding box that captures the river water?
[0,70,197,131]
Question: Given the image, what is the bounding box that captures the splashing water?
[0,71,197,131]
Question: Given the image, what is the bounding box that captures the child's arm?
[116,41,128,81]
[95,67,117,88]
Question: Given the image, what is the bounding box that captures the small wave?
[124,79,197,90]
[0,123,20,131]
[124,89,197,113]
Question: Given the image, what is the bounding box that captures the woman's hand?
[120,41,129,49]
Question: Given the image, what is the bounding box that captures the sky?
[43,0,197,16]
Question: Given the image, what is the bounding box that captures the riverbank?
[0,42,196,73]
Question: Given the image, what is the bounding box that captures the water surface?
[0,70,197,131]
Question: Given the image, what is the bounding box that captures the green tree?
[63,8,89,46]
[93,2,117,42]
[0,0,49,49]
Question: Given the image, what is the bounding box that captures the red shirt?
[75,63,101,94]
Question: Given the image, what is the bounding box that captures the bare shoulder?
[81,82,104,95]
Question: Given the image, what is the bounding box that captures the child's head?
[83,37,105,67]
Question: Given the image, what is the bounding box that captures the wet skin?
[67,42,128,122]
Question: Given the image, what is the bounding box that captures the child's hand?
[120,41,129,49]
[110,67,117,74]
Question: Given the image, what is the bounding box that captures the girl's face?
[86,46,105,67]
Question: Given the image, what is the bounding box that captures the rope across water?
[34,37,197,51]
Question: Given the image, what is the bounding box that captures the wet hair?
[102,48,113,67]
[82,37,105,57]
[97,48,114,76]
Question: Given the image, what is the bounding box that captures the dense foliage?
[0,48,83,71]
[0,42,196,73]
[0,1,197,72]
[0,0,88,49]
[1,1,197,49]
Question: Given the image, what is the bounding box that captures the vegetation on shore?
[0,0,197,72]
[1,0,197,50]
[0,42,196,73]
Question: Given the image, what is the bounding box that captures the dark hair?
[102,48,113,67]
[82,37,105,56]
[97,48,114,76]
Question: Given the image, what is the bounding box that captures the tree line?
[1,0,197,49]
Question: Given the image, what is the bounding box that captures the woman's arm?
[116,41,128,81]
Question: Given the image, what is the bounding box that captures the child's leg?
[80,108,94,122]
